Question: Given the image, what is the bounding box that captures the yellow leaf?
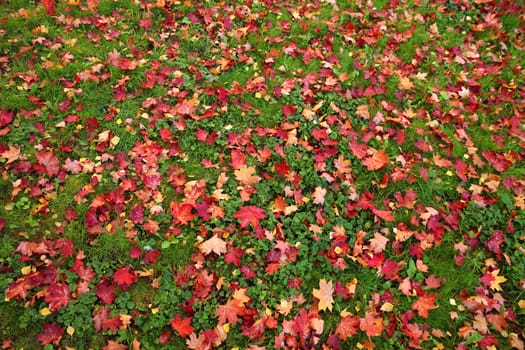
[40,307,51,316]
[66,326,75,336]
[489,270,507,291]
[380,302,394,312]
[518,300,525,309]
[20,266,31,275]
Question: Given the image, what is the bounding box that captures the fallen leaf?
[234,206,265,228]
[198,235,227,256]
[313,279,334,312]
[234,166,261,186]
[171,314,194,337]
[359,311,383,337]
[412,293,438,318]
[362,149,389,171]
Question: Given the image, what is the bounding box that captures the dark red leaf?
[36,323,63,345]
[130,205,144,224]
[45,283,71,311]
[485,230,505,260]
[0,109,14,127]
[93,307,123,332]
[96,278,116,304]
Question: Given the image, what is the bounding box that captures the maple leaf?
[45,282,71,311]
[42,0,56,15]
[313,279,334,312]
[359,311,383,337]
[103,341,128,350]
[335,314,360,340]
[171,314,194,337]
[36,323,63,345]
[36,151,60,176]
[113,266,138,289]
[170,201,195,225]
[489,269,507,291]
[485,230,505,260]
[412,293,438,318]
[93,307,123,332]
[369,232,389,253]
[130,204,144,224]
[224,247,244,266]
[362,149,389,170]
[0,109,14,127]
[398,75,414,90]
[0,145,19,164]
[234,166,261,186]
[96,277,116,304]
[216,299,244,325]
[198,235,227,256]
[234,206,265,228]
[312,186,327,205]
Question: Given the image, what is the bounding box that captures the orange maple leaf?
[234,166,261,186]
[313,279,334,312]
[398,76,414,90]
[412,293,438,318]
[0,145,20,164]
[216,299,244,325]
[362,149,389,171]
[359,311,383,337]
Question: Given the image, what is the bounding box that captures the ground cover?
[0,0,524,349]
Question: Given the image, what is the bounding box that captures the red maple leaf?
[372,208,395,222]
[36,151,60,176]
[0,109,13,127]
[113,266,138,290]
[424,274,442,289]
[359,311,383,337]
[485,230,505,260]
[234,206,265,228]
[230,149,246,169]
[412,293,438,318]
[170,201,195,225]
[93,307,123,332]
[170,314,194,337]
[42,0,56,15]
[96,278,116,304]
[45,283,71,311]
[130,204,144,224]
[224,247,244,266]
[36,323,63,345]
[282,105,297,116]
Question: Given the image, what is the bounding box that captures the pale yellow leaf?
[313,279,334,312]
